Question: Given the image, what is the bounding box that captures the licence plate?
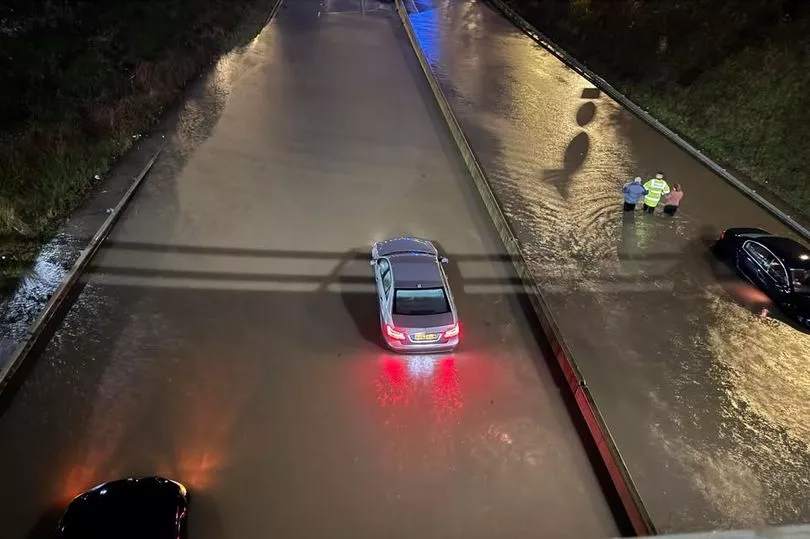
[412,333,439,341]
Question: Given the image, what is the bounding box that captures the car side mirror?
[440,257,449,264]
[369,260,376,266]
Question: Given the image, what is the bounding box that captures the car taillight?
[385,324,406,341]
[443,323,460,338]
[719,231,726,240]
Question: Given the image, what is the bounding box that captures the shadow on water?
[340,289,385,348]
[338,248,385,348]
[576,101,596,127]
[545,95,597,200]
[542,131,589,200]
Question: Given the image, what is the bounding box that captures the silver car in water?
[370,237,460,353]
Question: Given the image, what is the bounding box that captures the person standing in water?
[622,177,647,211]
[642,172,670,214]
[662,183,684,215]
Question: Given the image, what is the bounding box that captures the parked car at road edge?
[714,227,810,327]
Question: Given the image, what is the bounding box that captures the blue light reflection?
[409,6,441,68]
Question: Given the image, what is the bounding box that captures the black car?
[715,227,810,326]
[55,477,189,539]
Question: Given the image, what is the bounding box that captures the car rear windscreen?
[394,288,450,316]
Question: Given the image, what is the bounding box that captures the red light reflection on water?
[377,356,411,407]
[369,353,473,475]
[433,358,463,422]
[375,355,464,421]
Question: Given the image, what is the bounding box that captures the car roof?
[389,253,444,289]
[754,236,810,268]
[375,237,437,257]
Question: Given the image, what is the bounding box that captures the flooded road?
[0,1,616,538]
[405,0,810,532]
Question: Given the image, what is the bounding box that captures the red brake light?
[719,231,726,240]
[443,323,460,338]
[385,324,406,341]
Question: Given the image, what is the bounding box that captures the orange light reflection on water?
[156,357,253,493]
[53,349,254,504]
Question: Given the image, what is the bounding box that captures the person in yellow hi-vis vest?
[642,172,670,214]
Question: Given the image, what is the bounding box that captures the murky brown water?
[407,0,810,531]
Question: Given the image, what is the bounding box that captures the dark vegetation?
[505,0,810,219]
[0,0,272,278]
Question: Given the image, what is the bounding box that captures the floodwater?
[405,0,810,532]
[1,233,77,361]
[0,1,616,538]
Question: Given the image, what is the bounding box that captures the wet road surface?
[0,1,617,538]
[405,0,810,532]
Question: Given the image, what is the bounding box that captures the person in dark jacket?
[622,177,647,211]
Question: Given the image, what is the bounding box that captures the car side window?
[382,271,393,297]
[378,259,393,297]
[766,259,788,287]
[743,242,771,267]
[744,242,788,287]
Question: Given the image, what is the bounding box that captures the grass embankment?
[504,0,810,219]
[0,0,273,281]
